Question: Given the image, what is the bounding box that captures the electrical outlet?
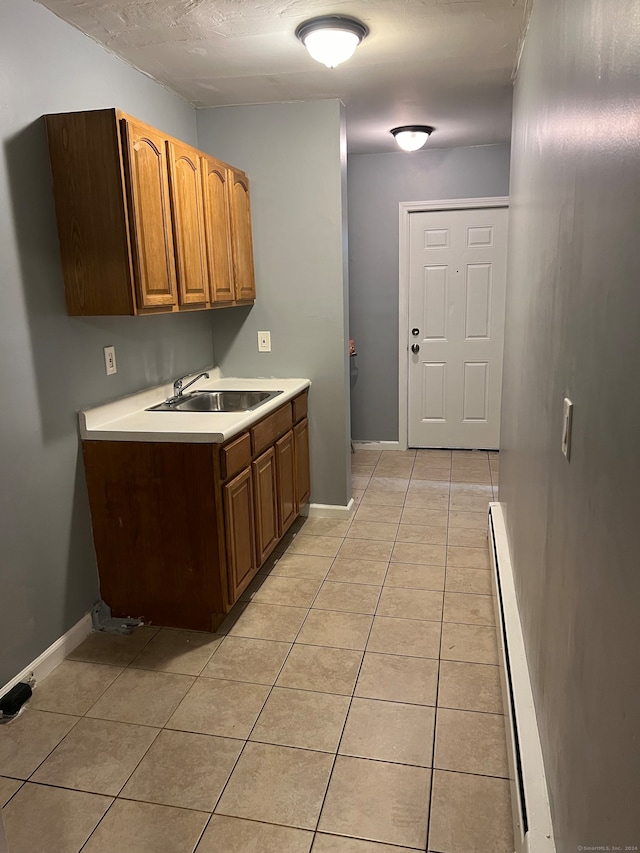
[561,397,573,459]
[257,331,271,352]
[104,345,117,375]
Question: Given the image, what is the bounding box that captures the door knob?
[411,343,420,354]
[411,328,420,336]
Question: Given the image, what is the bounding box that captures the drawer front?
[292,391,308,423]
[220,431,251,480]
[251,403,293,456]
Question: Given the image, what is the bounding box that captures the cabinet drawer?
[292,391,308,423]
[251,404,293,456]
[220,432,251,480]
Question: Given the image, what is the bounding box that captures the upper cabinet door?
[122,118,178,309]
[201,155,234,304]
[229,166,256,303]
[167,140,209,306]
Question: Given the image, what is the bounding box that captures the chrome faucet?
[171,372,209,399]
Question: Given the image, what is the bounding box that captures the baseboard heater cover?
[488,502,556,853]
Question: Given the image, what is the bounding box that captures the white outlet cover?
[104,345,117,376]
[257,331,271,352]
[561,397,573,459]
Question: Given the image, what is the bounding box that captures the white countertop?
[80,368,311,443]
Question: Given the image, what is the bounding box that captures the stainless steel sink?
[147,389,283,413]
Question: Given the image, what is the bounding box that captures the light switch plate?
[104,345,117,376]
[561,397,573,460]
[258,331,271,352]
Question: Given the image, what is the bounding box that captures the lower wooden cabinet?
[276,430,297,535]
[82,391,310,631]
[252,447,279,567]
[223,467,256,603]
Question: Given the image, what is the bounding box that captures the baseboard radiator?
[488,503,556,853]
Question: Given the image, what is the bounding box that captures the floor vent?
[488,502,556,853]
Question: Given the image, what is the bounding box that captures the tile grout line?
[421,449,451,853]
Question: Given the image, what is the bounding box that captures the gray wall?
[500,0,640,847]
[348,145,510,441]
[0,1,213,686]
[197,102,351,507]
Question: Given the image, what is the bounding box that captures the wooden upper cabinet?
[201,155,235,304]
[45,108,256,316]
[121,118,178,310]
[166,140,209,306]
[229,166,256,303]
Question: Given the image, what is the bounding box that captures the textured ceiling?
[37,0,529,153]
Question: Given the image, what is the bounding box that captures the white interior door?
[408,206,508,449]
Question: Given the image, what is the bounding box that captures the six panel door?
[167,140,209,306]
[408,207,508,449]
[121,118,178,309]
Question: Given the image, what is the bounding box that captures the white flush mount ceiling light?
[295,16,368,68]
[390,125,435,151]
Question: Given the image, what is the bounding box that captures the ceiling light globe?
[303,28,360,68]
[390,125,434,151]
[296,16,368,69]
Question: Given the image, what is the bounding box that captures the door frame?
[398,196,509,450]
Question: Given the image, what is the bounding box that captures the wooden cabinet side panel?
[82,440,223,630]
[224,467,257,602]
[252,448,279,566]
[167,141,209,306]
[201,155,235,304]
[229,167,256,303]
[45,110,135,315]
[294,418,311,508]
[276,431,297,536]
[121,119,178,309]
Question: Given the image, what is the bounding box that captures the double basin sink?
[147,389,283,414]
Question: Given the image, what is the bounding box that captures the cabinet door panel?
[224,467,256,602]
[294,418,311,508]
[122,119,177,309]
[167,141,209,305]
[252,447,279,566]
[229,166,256,303]
[201,155,235,304]
[276,430,297,535]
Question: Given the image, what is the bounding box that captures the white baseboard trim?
[0,612,92,699]
[303,499,355,518]
[351,440,400,451]
[488,503,555,853]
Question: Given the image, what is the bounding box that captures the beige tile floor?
[0,447,512,853]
